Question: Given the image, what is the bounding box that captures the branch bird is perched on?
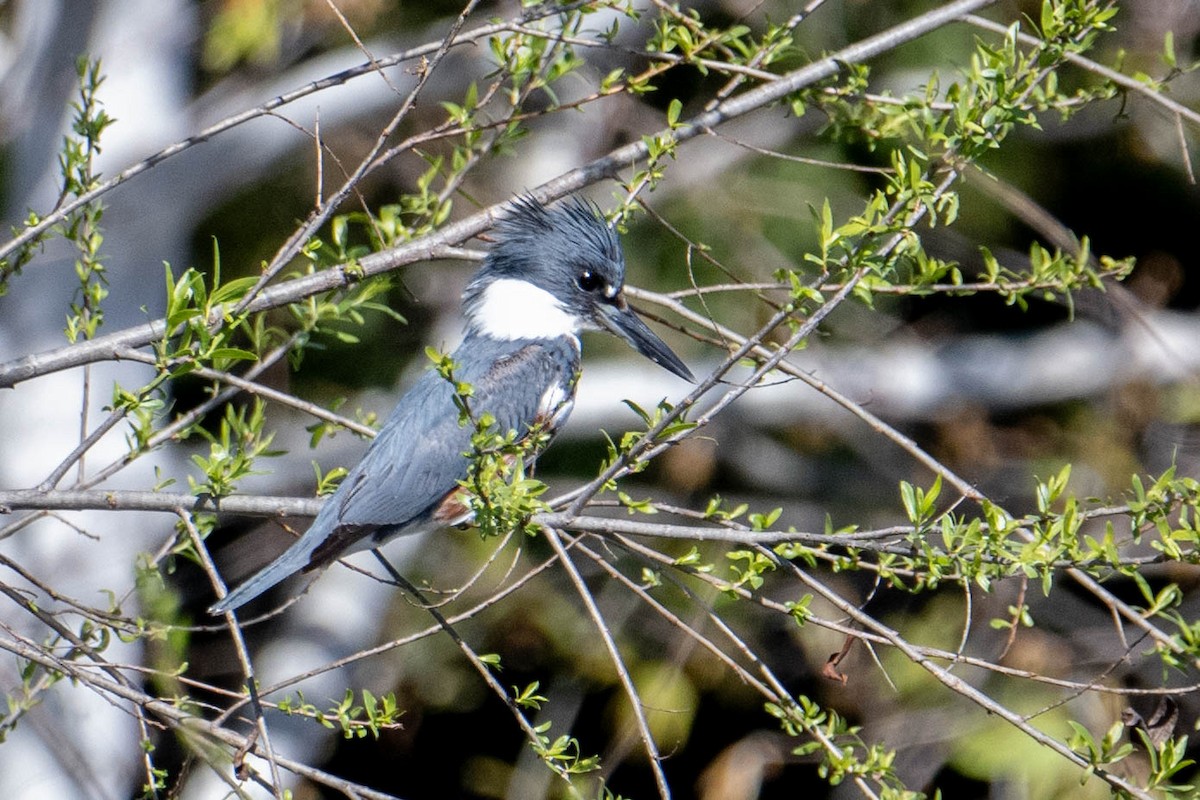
[210,197,694,614]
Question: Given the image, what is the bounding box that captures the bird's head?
[464,197,694,382]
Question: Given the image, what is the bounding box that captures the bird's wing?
[327,339,573,531]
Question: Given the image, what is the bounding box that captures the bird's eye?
[577,270,603,293]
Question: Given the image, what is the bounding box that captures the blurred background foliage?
[1,1,1200,799]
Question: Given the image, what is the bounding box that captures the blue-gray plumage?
[210,196,693,614]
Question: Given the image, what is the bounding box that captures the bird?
[209,196,694,614]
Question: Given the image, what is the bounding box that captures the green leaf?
[207,347,258,363]
[666,98,682,128]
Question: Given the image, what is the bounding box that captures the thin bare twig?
[179,510,284,797]
[543,527,671,798]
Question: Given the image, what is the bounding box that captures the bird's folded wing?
[330,341,568,529]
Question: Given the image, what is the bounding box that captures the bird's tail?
[208,540,319,615]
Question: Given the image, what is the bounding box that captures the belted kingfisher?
[210,197,693,614]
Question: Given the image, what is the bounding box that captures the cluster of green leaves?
[185,399,282,498]
[531,723,602,777]
[427,348,551,540]
[139,754,169,800]
[0,57,115,320]
[61,58,115,343]
[160,255,261,373]
[305,398,380,450]
[112,382,171,453]
[814,1,1114,162]
[630,0,799,105]
[489,8,589,106]
[288,247,405,367]
[916,466,1199,600]
[598,398,696,492]
[1069,720,1195,797]
[977,239,1134,310]
[311,159,454,261]
[0,215,45,292]
[723,548,777,594]
[766,694,919,798]
[646,6,753,64]
[276,689,402,739]
[0,58,115,295]
[733,462,1200,643]
[465,418,550,541]
[629,123,680,197]
[1134,731,1195,796]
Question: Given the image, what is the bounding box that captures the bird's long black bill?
[598,302,695,382]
